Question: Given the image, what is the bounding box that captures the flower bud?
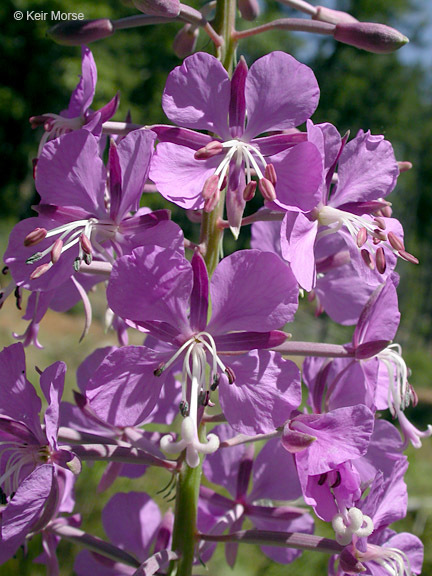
[133,0,180,17]
[48,19,114,46]
[313,6,358,25]
[238,0,260,21]
[173,24,199,58]
[334,22,409,54]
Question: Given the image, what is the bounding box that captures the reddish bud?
[48,19,114,46]
[238,0,260,21]
[313,6,358,25]
[173,24,198,58]
[334,22,409,54]
[24,227,47,247]
[133,0,180,17]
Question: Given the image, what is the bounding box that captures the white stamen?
[377,344,413,415]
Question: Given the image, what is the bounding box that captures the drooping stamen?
[377,344,414,415]
[359,543,414,576]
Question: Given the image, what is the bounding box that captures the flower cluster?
[0,4,427,574]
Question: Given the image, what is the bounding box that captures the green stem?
[168,459,202,576]
[213,0,238,72]
[200,192,225,278]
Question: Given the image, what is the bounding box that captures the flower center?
[0,441,50,495]
[332,506,374,546]
[25,218,118,279]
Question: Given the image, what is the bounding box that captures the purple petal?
[77,346,117,393]
[219,350,301,435]
[107,246,192,335]
[280,212,318,291]
[150,142,217,210]
[294,405,374,477]
[1,465,54,559]
[85,346,167,427]
[0,343,43,440]
[36,130,106,215]
[40,361,66,448]
[250,438,301,501]
[229,57,248,137]
[113,130,157,221]
[243,52,319,139]
[207,250,298,334]
[119,216,185,255]
[162,52,231,138]
[66,46,97,117]
[214,330,287,352]
[330,130,399,206]
[272,142,324,212]
[190,252,209,332]
[353,278,400,348]
[150,125,212,149]
[102,492,161,561]
[96,92,120,124]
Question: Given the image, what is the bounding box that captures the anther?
[202,174,219,200]
[318,472,328,486]
[26,252,44,265]
[179,400,189,417]
[225,366,236,384]
[211,374,220,391]
[398,249,419,265]
[243,180,257,201]
[259,177,276,202]
[30,262,51,280]
[51,239,63,264]
[24,227,47,247]
[73,257,82,272]
[375,247,386,274]
[330,470,342,489]
[361,249,375,270]
[194,141,223,160]
[1,266,8,275]
[80,233,93,255]
[387,231,405,251]
[374,217,386,230]
[14,287,22,311]
[153,363,165,377]
[356,227,367,248]
[264,163,277,186]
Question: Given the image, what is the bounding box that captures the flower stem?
[168,458,202,576]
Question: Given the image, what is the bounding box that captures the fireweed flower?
[74,492,173,576]
[85,247,301,467]
[278,122,415,291]
[0,343,80,499]
[329,460,423,576]
[198,425,314,566]
[150,51,323,237]
[30,46,118,157]
[4,128,183,293]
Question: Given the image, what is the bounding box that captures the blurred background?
[1,0,432,574]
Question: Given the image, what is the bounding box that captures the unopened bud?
[133,0,180,17]
[48,19,115,46]
[238,0,260,21]
[334,22,409,54]
[313,6,358,25]
[173,24,199,58]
